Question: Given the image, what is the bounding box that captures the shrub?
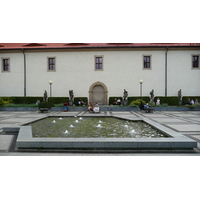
[185,103,200,109]
[0,97,12,107]
[130,99,146,106]
[148,102,156,107]
[38,101,54,109]
[128,96,150,105]
[185,105,195,109]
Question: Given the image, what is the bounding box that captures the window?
[48,57,56,71]
[95,56,103,70]
[143,55,151,69]
[2,58,10,72]
[192,55,199,68]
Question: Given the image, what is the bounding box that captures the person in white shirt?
[93,102,100,113]
[156,98,160,105]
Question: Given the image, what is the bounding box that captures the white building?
[0,43,200,104]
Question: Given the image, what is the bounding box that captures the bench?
[141,108,154,113]
[139,104,154,113]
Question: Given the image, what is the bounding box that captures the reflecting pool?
[27,117,169,138]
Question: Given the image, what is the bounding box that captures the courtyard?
[0,110,200,155]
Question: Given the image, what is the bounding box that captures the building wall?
[0,48,200,101]
[0,52,24,96]
[168,49,200,96]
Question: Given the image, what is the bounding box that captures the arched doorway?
[89,82,108,105]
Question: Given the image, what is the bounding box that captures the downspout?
[165,47,168,97]
[22,49,26,97]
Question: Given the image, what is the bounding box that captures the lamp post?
[49,80,53,98]
[139,79,143,98]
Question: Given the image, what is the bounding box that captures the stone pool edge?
[9,115,197,150]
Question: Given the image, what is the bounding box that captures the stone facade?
[0,43,200,104]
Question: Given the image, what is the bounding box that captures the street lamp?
[139,79,143,97]
[49,80,53,98]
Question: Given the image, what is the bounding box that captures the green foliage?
[128,96,150,105]
[185,103,200,109]
[7,97,43,104]
[38,101,54,108]
[0,97,12,107]
[185,105,195,109]
[161,103,169,107]
[148,102,156,107]
[48,97,69,104]
[74,97,88,106]
[54,104,64,107]
[128,104,137,107]
[1,97,70,105]
[182,96,200,105]
[109,97,123,105]
[5,104,38,107]
[154,96,179,106]
[130,99,146,106]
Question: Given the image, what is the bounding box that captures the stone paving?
[0,110,200,155]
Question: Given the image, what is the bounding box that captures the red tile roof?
[0,43,200,50]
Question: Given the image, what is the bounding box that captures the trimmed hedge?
[48,97,69,104]
[0,96,88,106]
[182,96,200,105]
[154,96,179,106]
[38,101,54,108]
[1,97,69,105]
[74,97,88,106]
[2,97,43,104]
[109,97,123,105]
[2,96,199,106]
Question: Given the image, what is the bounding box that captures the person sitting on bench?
[140,102,154,113]
[144,103,149,109]
[87,102,94,112]
[93,102,100,113]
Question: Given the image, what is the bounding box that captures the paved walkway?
[0,110,200,155]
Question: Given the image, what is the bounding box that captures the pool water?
[28,117,169,138]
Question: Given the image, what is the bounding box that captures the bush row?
[153,96,179,106]
[109,97,123,105]
[110,96,181,106]
[0,97,88,106]
[73,97,88,106]
[1,96,200,106]
[182,96,200,104]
